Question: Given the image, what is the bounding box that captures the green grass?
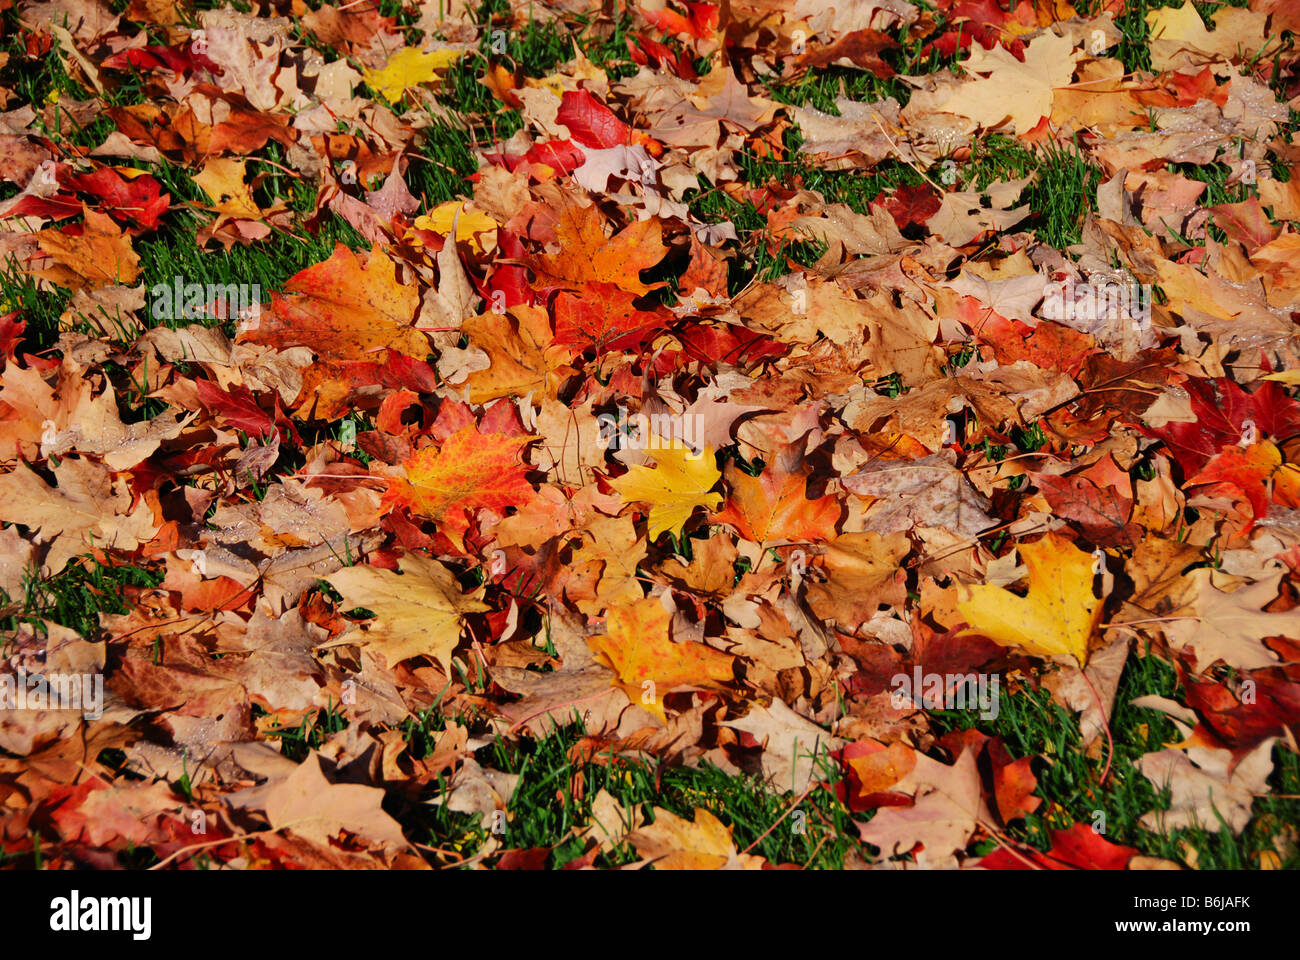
[397,646,1298,869]
[403,717,858,868]
[0,556,162,639]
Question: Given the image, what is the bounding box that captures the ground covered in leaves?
[2,0,1300,870]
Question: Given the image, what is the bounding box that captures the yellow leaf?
[194,158,262,220]
[941,31,1077,135]
[609,443,722,541]
[412,201,498,253]
[363,46,461,101]
[956,532,1103,665]
[1146,0,1208,43]
[628,806,761,869]
[325,554,488,671]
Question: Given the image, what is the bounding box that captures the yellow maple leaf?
[609,443,722,541]
[941,31,1077,135]
[364,47,462,101]
[627,806,762,869]
[325,554,488,671]
[412,201,498,253]
[1145,4,1270,71]
[956,532,1103,665]
[193,158,263,220]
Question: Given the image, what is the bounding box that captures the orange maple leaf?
[35,207,141,291]
[530,204,668,295]
[240,243,426,361]
[588,597,734,722]
[553,283,669,354]
[1188,440,1296,524]
[386,427,536,550]
[712,462,842,543]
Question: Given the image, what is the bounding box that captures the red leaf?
[553,283,668,354]
[196,379,276,439]
[557,91,632,149]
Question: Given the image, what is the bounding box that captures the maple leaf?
[325,553,489,670]
[34,207,141,291]
[529,204,668,295]
[957,532,1105,665]
[640,2,718,41]
[803,531,910,630]
[799,29,898,73]
[1162,570,1290,671]
[461,304,565,403]
[712,461,842,544]
[552,284,670,355]
[873,183,942,230]
[1134,738,1275,835]
[555,90,632,148]
[386,426,536,551]
[979,822,1137,870]
[413,201,498,253]
[241,243,427,361]
[627,805,763,869]
[1148,376,1300,475]
[941,32,1078,135]
[609,444,722,541]
[844,740,917,809]
[363,46,462,101]
[263,752,407,851]
[1187,440,1298,524]
[49,779,179,848]
[0,459,157,575]
[587,597,734,723]
[61,166,170,230]
[841,453,996,540]
[721,700,844,792]
[856,748,986,867]
[1031,455,1142,548]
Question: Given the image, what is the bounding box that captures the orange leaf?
[385,427,536,551]
[35,207,140,291]
[530,204,667,295]
[241,244,426,361]
[587,597,734,722]
[1188,440,1282,523]
[552,283,669,354]
[712,462,841,543]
